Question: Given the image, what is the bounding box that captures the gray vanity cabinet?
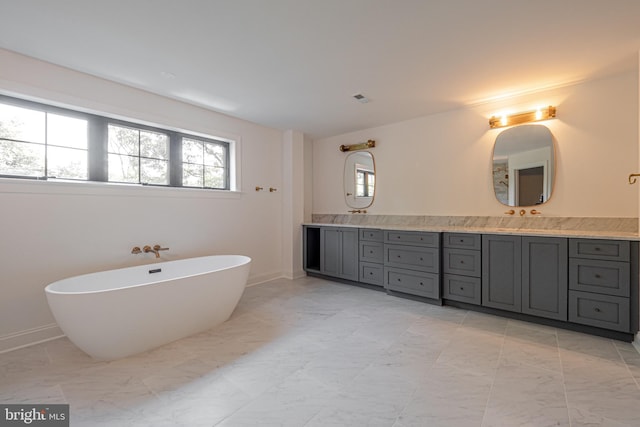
[482,235,568,321]
[359,228,384,286]
[320,227,359,281]
[568,239,633,332]
[442,233,482,305]
[482,235,522,312]
[383,231,440,300]
[521,237,568,321]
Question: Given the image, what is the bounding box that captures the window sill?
[0,178,243,199]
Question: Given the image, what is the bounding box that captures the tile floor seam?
[478,331,506,427]
[614,344,640,391]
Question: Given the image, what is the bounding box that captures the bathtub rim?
[44,254,251,296]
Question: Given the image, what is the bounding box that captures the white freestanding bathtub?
[45,255,251,360]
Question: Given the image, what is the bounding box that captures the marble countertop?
[303,215,640,241]
[303,223,640,240]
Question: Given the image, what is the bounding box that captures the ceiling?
[1,0,640,139]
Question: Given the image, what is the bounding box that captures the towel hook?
[628,174,640,185]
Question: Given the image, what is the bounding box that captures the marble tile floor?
[1,276,640,426]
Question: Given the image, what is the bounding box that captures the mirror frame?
[492,124,556,207]
[344,151,376,209]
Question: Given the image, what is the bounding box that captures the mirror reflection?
[344,151,375,209]
[492,124,555,207]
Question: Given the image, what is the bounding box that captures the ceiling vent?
[352,93,370,104]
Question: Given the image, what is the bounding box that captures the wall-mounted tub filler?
[131,245,169,257]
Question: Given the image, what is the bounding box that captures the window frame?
[0,94,232,191]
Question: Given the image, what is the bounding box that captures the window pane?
[47,146,87,179]
[47,114,88,149]
[0,140,44,176]
[183,163,203,187]
[108,125,139,155]
[0,103,45,143]
[182,138,203,163]
[141,158,168,185]
[140,130,168,160]
[204,142,225,167]
[204,166,225,188]
[108,153,139,183]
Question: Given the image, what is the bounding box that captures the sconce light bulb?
[535,109,543,120]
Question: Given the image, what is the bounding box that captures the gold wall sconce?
[489,106,556,129]
[339,139,375,152]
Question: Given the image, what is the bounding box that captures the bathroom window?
[107,124,169,185]
[182,137,229,189]
[0,102,88,180]
[0,95,232,191]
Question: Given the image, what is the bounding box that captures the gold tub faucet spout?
[143,244,169,258]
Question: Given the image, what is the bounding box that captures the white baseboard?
[0,323,64,354]
[246,272,284,287]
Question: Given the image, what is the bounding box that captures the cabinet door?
[482,235,522,312]
[321,228,342,278]
[320,227,358,281]
[522,237,568,321]
[340,228,359,281]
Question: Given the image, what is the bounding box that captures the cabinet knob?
[419,282,424,286]
[594,307,601,313]
[460,260,464,264]
[595,247,601,251]
[595,274,601,279]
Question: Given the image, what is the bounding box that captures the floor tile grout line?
[478,328,506,427]
[614,343,640,391]
[555,331,574,427]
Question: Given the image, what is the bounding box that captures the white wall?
[0,49,288,350]
[313,71,639,218]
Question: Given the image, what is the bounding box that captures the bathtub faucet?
[143,244,169,258]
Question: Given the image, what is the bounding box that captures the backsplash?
[311,214,639,234]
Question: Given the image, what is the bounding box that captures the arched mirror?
[344,151,375,209]
[492,124,555,207]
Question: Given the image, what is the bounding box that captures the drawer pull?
[370,250,374,254]
[460,287,464,291]
[397,255,401,258]
[397,278,401,282]
[595,274,601,279]
[420,257,424,261]
[459,260,464,264]
[420,237,424,241]
[369,272,374,275]
[594,307,601,313]
[460,239,464,243]
[419,282,424,286]
[595,247,601,251]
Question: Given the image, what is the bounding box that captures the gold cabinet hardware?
[530,209,542,215]
[504,210,515,215]
[628,174,640,184]
[519,209,526,216]
[348,209,367,214]
[131,246,142,254]
[255,186,264,191]
[269,187,277,192]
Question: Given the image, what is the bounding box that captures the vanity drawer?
[360,228,383,242]
[384,267,439,299]
[568,290,630,332]
[443,248,481,277]
[384,231,439,247]
[442,274,481,305]
[569,239,630,262]
[360,262,384,286]
[384,245,439,273]
[569,259,630,297]
[443,233,481,250]
[360,241,383,263]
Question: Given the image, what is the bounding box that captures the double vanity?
[303,222,639,341]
